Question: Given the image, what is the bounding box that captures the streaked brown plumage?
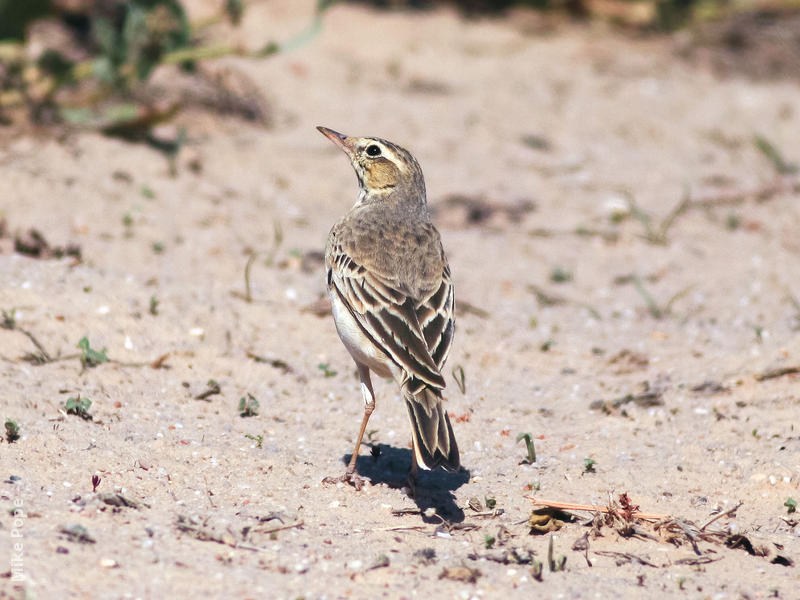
[318,126,460,490]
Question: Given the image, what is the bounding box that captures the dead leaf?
[529,507,578,534]
[439,566,481,583]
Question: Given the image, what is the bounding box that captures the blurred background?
[1,0,799,142]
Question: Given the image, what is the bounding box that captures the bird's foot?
[403,471,417,498]
[322,471,369,491]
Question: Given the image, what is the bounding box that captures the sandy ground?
[2,2,800,598]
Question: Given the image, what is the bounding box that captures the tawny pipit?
[318,126,460,490]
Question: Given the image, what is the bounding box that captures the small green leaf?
[1,308,16,330]
[550,267,572,283]
[65,396,93,420]
[451,365,466,395]
[5,419,20,443]
[785,497,797,514]
[238,393,259,417]
[517,432,536,464]
[317,363,337,378]
[77,337,108,367]
[244,433,263,448]
[225,0,245,24]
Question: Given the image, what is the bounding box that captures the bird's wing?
[327,240,450,391]
[414,264,455,373]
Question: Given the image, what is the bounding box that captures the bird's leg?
[406,439,419,497]
[324,363,375,490]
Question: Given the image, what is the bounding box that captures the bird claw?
[404,471,417,498]
[322,471,370,491]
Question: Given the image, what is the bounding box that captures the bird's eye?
[366,144,381,157]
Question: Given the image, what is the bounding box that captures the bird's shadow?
[340,444,470,523]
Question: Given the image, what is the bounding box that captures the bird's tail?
[404,386,460,471]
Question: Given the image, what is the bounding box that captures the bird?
[317,126,460,491]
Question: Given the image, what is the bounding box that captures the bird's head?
[317,126,425,205]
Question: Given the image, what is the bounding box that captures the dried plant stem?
[20,328,52,362]
[244,252,258,303]
[689,176,800,209]
[699,502,743,531]
[254,520,304,536]
[526,497,668,521]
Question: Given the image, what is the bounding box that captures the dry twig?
[526,497,668,521]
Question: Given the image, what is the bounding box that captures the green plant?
[531,558,543,581]
[754,135,798,175]
[238,394,259,417]
[244,433,263,448]
[484,534,495,549]
[77,337,109,367]
[785,497,797,514]
[149,295,160,315]
[0,1,333,139]
[317,363,337,378]
[516,432,536,464]
[550,267,572,283]
[484,497,497,509]
[1,308,16,329]
[629,276,691,320]
[65,396,93,420]
[98,1,191,89]
[623,189,690,246]
[547,535,566,572]
[5,419,20,443]
[583,457,597,473]
[451,365,466,394]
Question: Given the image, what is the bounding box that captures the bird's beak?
[317,126,356,158]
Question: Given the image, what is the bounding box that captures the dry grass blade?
[594,550,659,567]
[623,189,690,246]
[526,285,602,319]
[20,328,53,363]
[674,555,720,566]
[754,366,800,382]
[243,252,258,303]
[455,300,489,318]
[689,176,800,208]
[699,501,743,531]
